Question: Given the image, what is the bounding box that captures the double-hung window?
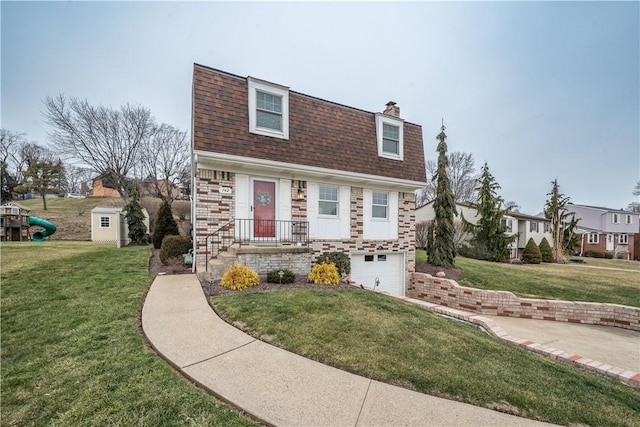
[530,222,539,232]
[612,213,620,224]
[588,233,599,244]
[382,124,400,156]
[625,215,632,225]
[543,222,550,233]
[100,216,110,228]
[501,218,513,233]
[319,186,338,216]
[256,91,282,131]
[248,77,289,139]
[619,234,628,244]
[372,191,388,219]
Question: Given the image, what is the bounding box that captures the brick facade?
[581,232,636,260]
[409,273,640,332]
[194,168,417,289]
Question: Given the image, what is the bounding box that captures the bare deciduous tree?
[140,123,189,203]
[417,151,478,207]
[43,94,155,200]
[503,200,521,213]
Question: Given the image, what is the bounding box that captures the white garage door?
[351,253,404,296]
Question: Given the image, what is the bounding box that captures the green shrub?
[316,252,350,276]
[522,238,542,264]
[220,262,260,290]
[307,262,340,285]
[604,252,614,259]
[266,269,296,284]
[152,199,179,249]
[159,235,192,264]
[538,237,553,263]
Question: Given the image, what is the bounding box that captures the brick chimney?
[383,101,400,117]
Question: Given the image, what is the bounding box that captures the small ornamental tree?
[538,237,553,263]
[152,198,179,249]
[123,190,148,245]
[522,238,542,264]
[425,221,435,262]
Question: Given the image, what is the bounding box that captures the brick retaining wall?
[409,273,640,332]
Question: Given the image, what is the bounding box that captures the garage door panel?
[351,254,403,296]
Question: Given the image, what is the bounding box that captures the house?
[568,203,639,260]
[91,206,149,247]
[415,202,553,259]
[91,175,121,198]
[191,64,426,296]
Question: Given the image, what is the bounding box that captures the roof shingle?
[193,64,426,184]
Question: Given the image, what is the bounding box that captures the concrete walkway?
[142,274,557,426]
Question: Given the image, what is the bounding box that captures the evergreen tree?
[123,190,148,245]
[152,199,179,249]
[430,124,456,268]
[425,221,435,262]
[522,238,542,264]
[462,162,513,262]
[538,237,553,263]
[544,179,575,263]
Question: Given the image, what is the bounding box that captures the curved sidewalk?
[142,274,555,427]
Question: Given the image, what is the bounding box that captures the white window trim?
[375,113,404,160]
[612,213,619,224]
[588,233,599,244]
[248,77,289,140]
[100,216,111,228]
[619,234,628,244]
[625,214,632,225]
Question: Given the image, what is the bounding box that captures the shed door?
[351,253,404,296]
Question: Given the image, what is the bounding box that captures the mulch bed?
[149,248,463,298]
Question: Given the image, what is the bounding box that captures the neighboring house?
[191,64,426,296]
[91,206,149,247]
[92,176,121,198]
[415,202,553,259]
[568,203,639,260]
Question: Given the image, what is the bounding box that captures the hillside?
[13,197,192,241]
[15,197,125,241]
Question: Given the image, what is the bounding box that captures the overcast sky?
[2,1,638,214]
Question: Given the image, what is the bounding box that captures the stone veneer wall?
[409,273,640,332]
[236,249,313,275]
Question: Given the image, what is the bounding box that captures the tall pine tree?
[462,162,513,262]
[430,124,456,268]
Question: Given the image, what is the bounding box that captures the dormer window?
[248,77,289,139]
[376,113,404,160]
[256,91,282,131]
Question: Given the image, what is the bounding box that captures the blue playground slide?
[28,216,57,242]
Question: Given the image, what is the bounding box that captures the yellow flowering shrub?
[307,262,340,286]
[220,262,260,290]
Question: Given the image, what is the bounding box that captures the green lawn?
[417,251,640,307]
[213,289,640,427]
[1,242,255,426]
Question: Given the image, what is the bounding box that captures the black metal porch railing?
[204,219,309,271]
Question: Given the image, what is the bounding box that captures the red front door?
[253,180,276,238]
